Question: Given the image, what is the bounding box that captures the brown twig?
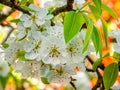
[52,0,74,16]
[0,0,30,15]
[92,69,103,90]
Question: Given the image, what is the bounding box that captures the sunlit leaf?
[41,77,49,84]
[92,26,102,58]
[92,59,101,71]
[102,19,108,48]
[89,5,101,20]
[64,11,84,43]
[93,0,102,14]
[20,0,27,5]
[102,4,118,19]
[103,63,118,89]
[82,14,93,53]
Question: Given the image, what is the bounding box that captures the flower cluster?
[3,1,92,86]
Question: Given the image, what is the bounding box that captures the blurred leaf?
[89,5,101,20]
[102,4,118,19]
[3,43,9,48]
[21,6,35,12]
[29,0,34,3]
[64,11,84,43]
[0,76,8,90]
[82,14,93,53]
[103,63,118,89]
[92,59,101,71]
[20,0,27,5]
[18,51,27,61]
[41,77,49,84]
[0,4,4,11]
[113,51,120,61]
[102,19,108,49]
[10,19,20,23]
[93,0,102,14]
[92,26,100,53]
[92,26,102,58]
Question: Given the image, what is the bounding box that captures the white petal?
[20,14,30,21]
[23,20,32,27]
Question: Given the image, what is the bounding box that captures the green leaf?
[0,4,4,11]
[10,19,20,23]
[17,51,27,61]
[82,14,93,53]
[92,26,100,53]
[89,5,101,20]
[20,0,27,5]
[41,77,49,84]
[64,11,84,43]
[102,4,118,19]
[113,51,120,61]
[3,43,9,48]
[92,59,101,71]
[93,0,102,14]
[29,0,34,3]
[92,26,102,58]
[102,19,108,49]
[21,6,35,12]
[103,63,118,89]
[0,76,8,90]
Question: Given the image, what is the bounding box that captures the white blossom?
[47,64,76,84]
[66,33,85,64]
[24,31,43,60]
[72,72,91,90]
[41,36,67,66]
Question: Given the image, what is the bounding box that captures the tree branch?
[92,69,103,90]
[52,0,74,16]
[0,0,30,15]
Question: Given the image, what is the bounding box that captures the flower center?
[49,46,60,57]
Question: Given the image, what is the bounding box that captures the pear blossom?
[47,64,76,84]
[66,33,85,64]
[24,31,43,60]
[20,61,41,78]
[4,42,24,65]
[41,36,67,66]
[72,72,91,90]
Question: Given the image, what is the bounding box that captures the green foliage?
[20,0,27,5]
[17,51,27,61]
[92,26,102,57]
[41,77,49,84]
[113,52,120,61]
[10,19,20,23]
[0,76,8,90]
[102,19,108,49]
[64,11,84,43]
[3,43,9,48]
[89,5,101,20]
[20,0,34,5]
[103,63,118,89]
[93,0,102,13]
[0,4,4,11]
[21,6,35,12]
[102,4,118,19]
[92,59,101,71]
[82,14,93,53]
